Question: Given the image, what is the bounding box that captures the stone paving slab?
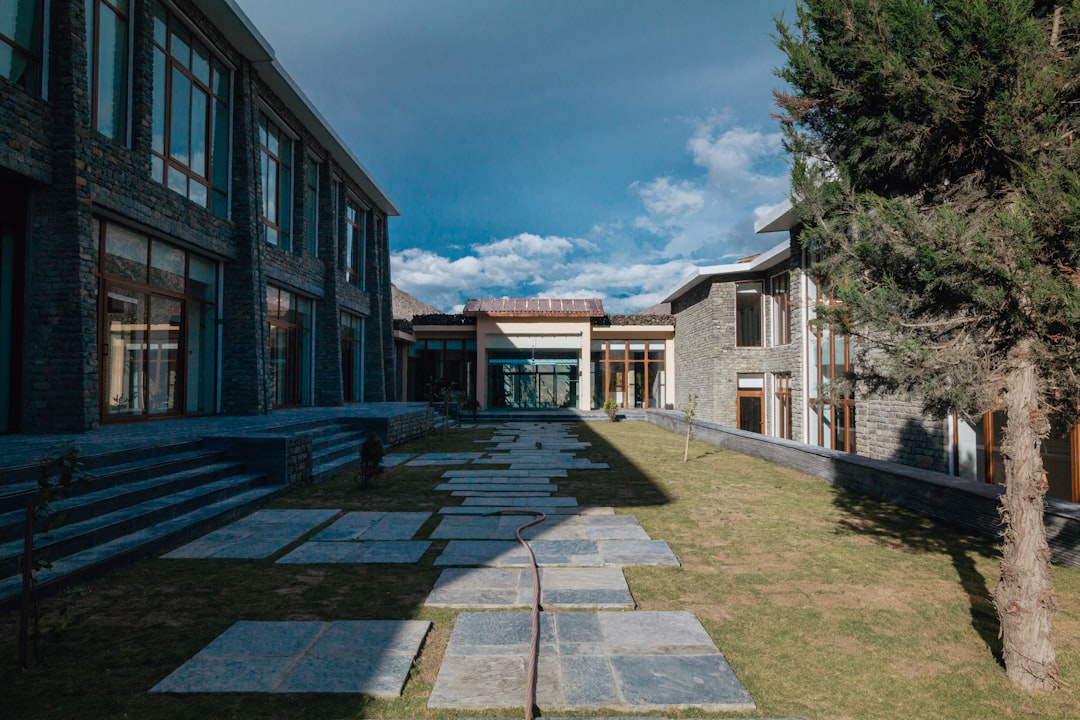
[461,496,578,508]
[439,505,614,516]
[435,539,679,567]
[406,452,486,466]
[449,491,555,498]
[428,611,754,713]
[434,482,557,492]
[151,620,430,695]
[381,453,413,467]
[276,540,431,564]
[431,514,649,541]
[161,509,340,559]
[425,567,634,609]
[310,511,431,541]
[443,469,567,478]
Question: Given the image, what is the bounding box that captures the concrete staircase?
[308,421,368,483]
[0,440,280,611]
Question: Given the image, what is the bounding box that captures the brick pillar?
[220,61,268,416]
[314,159,343,406]
[23,0,98,432]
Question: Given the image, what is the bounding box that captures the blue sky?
[234,0,796,312]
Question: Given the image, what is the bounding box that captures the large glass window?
[736,281,763,347]
[99,221,218,420]
[151,1,230,215]
[341,311,364,402]
[807,272,856,452]
[259,112,292,250]
[0,0,43,95]
[408,338,476,402]
[590,339,666,409]
[86,0,129,142]
[345,200,367,287]
[305,157,319,256]
[267,285,311,408]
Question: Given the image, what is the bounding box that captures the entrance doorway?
[487,352,578,409]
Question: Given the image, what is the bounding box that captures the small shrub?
[602,397,619,422]
[357,434,386,489]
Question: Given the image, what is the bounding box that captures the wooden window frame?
[344,199,367,288]
[735,281,764,348]
[736,374,765,434]
[0,0,44,95]
[86,0,130,142]
[258,112,292,251]
[771,271,790,346]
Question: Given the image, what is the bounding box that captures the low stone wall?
[206,433,312,488]
[646,411,1080,568]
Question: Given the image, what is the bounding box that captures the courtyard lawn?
[2,421,1078,719]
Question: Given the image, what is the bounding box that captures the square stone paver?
[425,567,634,609]
[431,514,648,541]
[435,539,678,567]
[428,611,754,713]
[310,511,430,541]
[406,452,485,466]
[161,509,340,559]
[276,540,431,564]
[151,620,430,695]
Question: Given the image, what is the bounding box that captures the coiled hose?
[487,508,547,720]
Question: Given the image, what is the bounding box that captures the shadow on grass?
[829,420,1004,667]
[0,417,677,720]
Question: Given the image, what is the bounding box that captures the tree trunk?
[994,348,1059,690]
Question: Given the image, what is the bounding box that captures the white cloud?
[393,114,791,314]
[632,113,789,259]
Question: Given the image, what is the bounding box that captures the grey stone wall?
[646,410,1080,568]
[856,389,950,473]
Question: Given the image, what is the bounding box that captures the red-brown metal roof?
[462,298,604,317]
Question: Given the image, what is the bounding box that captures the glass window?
[258,113,292,251]
[345,200,367,287]
[0,0,44,95]
[737,374,764,434]
[736,281,763,347]
[340,312,364,402]
[99,220,217,420]
[305,157,319,256]
[267,285,312,407]
[151,1,229,215]
[772,271,790,346]
[86,0,130,142]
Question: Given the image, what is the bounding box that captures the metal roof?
[462,298,605,317]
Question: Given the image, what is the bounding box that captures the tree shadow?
[831,420,1003,666]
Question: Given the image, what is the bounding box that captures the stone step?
[0,459,248,544]
[0,483,284,611]
[0,472,269,581]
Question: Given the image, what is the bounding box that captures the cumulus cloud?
[393,113,791,314]
[632,112,789,260]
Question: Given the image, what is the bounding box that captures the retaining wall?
[646,411,1080,568]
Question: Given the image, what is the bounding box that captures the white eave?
[193,0,399,217]
[754,198,797,234]
[662,240,791,304]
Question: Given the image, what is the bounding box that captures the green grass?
[3,421,1079,719]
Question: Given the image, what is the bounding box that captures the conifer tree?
[775,0,1080,690]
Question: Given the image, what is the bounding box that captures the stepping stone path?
[154,421,757,714]
[150,620,429,695]
[162,509,339,559]
[425,421,755,714]
[428,611,755,713]
[275,510,432,564]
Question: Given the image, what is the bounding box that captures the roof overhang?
[463,298,605,318]
[191,0,399,216]
[662,240,791,304]
[754,198,797,234]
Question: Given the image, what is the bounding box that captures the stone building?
[0,0,398,433]
[394,298,675,412]
[666,201,1080,503]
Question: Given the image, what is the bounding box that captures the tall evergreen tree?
[775,0,1080,690]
